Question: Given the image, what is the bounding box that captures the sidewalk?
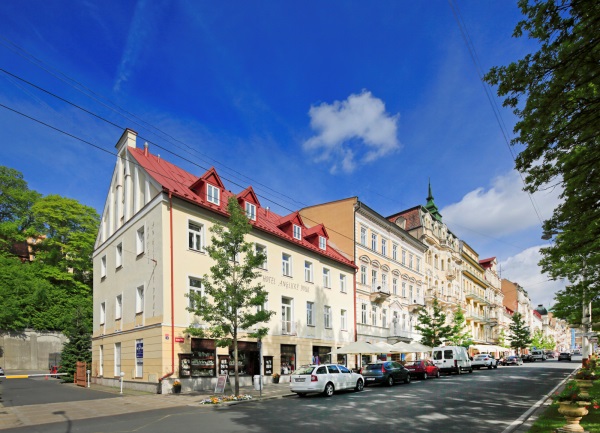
[0,380,295,430]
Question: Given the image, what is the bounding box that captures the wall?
[0,329,67,370]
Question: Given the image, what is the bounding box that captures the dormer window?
[319,236,326,250]
[207,184,220,205]
[245,202,256,221]
[293,224,302,240]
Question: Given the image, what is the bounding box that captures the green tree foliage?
[509,312,532,355]
[415,297,453,347]
[58,306,92,383]
[187,196,274,395]
[531,329,556,350]
[497,328,506,348]
[484,0,600,316]
[447,307,473,348]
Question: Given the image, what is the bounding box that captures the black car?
[362,361,411,386]
[558,352,572,361]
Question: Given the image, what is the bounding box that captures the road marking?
[3,373,67,379]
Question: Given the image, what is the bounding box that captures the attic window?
[319,236,326,250]
[207,184,220,205]
[293,224,302,240]
[245,202,256,221]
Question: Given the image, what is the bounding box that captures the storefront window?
[312,346,331,365]
[228,341,259,376]
[281,344,296,374]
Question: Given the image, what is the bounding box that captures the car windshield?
[293,366,315,375]
[365,364,383,371]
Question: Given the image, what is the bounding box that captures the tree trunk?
[233,336,239,395]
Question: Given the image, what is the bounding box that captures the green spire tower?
[425,179,443,222]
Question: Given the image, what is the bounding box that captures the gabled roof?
[128,146,355,269]
[237,186,260,207]
[304,223,328,240]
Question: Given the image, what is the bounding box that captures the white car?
[0,367,4,376]
[471,354,497,370]
[290,364,364,397]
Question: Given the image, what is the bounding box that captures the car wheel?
[323,382,335,397]
[387,375,394,387]
[469,367,473,373]
[488,364,493,370]
[435,370,440,378]
[494,364,498,369]
[297,393,307,398]
[423,372,428,380]
[457,366,462,375]
[355,379,364,392]
[404,374,411,384]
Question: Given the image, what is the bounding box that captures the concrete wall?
[0,329,67,370]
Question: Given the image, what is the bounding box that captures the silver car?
[290,364,364,397]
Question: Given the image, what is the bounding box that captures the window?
[116,243,123,268]
[441,259,445,271]
[282,253,292,277]
[360,265,367,285]
[324,306,332,328]
[319,236,326,250]
[402,282,406,298]
[360,226,366,245]
[371,233,377,251]
[392,244,398,261]
[341,309,347,330]
[100,302,106,325]
[189,277,203,309]
[114,342,121,376]
[409,285,414,302]
[293,224,302,240]
[136,285,144,314]
[372,306,377,326]
[304,261,313,283]
[101,255,107,278]
[382,309,387,328]
[255,244,267,269]
[340,274,347,293]
[245,202,256,221]
[282,297,293,334]
[402,249,406,265]
[409,254,414,269]
[307,302,315,326]
[188,222,203,251]
[393,278,398,295]
[99,345,104,376]
[361,303,367,324]
[371,269,377,288]
[382,239,387,256]
[207,184,220,205]
[136,226,145,255]
[382,274,388,291]
[323,268,331,288]
[115,295,122,320]
[417,257,421,272]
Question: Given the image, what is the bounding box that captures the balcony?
[407,299,425,312]
[488,317,499,327]
[370,285,391,303]
[446,270,457,281]
[465,312,486,323]
[465,290,488,305]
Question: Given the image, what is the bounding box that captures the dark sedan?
[558,352,572,361]
[501,355,523,366]
[362,361,411,386]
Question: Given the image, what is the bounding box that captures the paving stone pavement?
[0,380,295,430]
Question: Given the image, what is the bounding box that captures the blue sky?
[0,1,564,307]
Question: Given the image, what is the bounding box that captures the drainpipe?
[159,191,176,388]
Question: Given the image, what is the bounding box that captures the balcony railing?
[369,283,391,303]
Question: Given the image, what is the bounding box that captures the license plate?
[295,378,305,382]
[366,378,375,381]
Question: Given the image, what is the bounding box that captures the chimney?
[144,142,149,156]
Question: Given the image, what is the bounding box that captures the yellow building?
[92,129,356,392]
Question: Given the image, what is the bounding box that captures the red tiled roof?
[128,147,355,269]
[388,206,422,230]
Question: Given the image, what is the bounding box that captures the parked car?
[531,350,547,361]
[521,354,534,362]
[362,361,411,386]
[404,360,440,379]
[0,366,4,376]
[573,349,582,355]
[431,346,473,375]
[558,352,572,361]
[471,353,498,369]
[501,356,523,366]
[545,351,557,359]
[290,364,364,397]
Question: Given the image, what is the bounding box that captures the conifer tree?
[415,297,453,347]
[508,312,532,356]
[58,306,92,383]
[447,307,473,348]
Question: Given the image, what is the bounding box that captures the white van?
[531,350,546,361]
[431,346,473,375]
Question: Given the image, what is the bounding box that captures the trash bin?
[253,375,262,391]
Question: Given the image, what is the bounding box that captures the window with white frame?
[99,345,104,376]
[341,309,347,330]
[372,305,377,326]
[304,261,313,283]
[136,285,144,314]
[245,202,256,221]
[340,274,347,293]
[116,243,123,268]
[382,273,388,291]
[402,249,406,265]
[323,268,331,288]
[319,236,326,250]
[360,265,367,285]
[115,294,122,320]
[307,301,315,326]
[392,244,398,261]
[402,282,406,297]
[293,224,302,240]
[255,244,267,269]
[188,222,203,251]
[371,233,377,251]
[360,226,366,245]
[409,285,414,302]
[189,277,203,309]
[361,303,367,324]
[324,306,332,328]
[371,269,377,288]
[101,255,107,278]
[100,302,106,324]
[382,309,387,328]
[136,226,145,255]
[409,254,414,269]
[393,278,398,295]
[281,297,293,334]
[207,184,220,205]
[381,239,387,256]
[282,253,292,277]
[416,257,421,272]
[114,342,121,376]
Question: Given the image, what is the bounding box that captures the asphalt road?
[0,359,579,433]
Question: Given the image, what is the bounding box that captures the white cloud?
[303,90,400,173]
[499,246,567,309]
[441,170,562,237]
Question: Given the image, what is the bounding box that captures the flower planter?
[173,386,182,394]
[557,402,589,432]
[272,376,280,384]
[574,379,594,397]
